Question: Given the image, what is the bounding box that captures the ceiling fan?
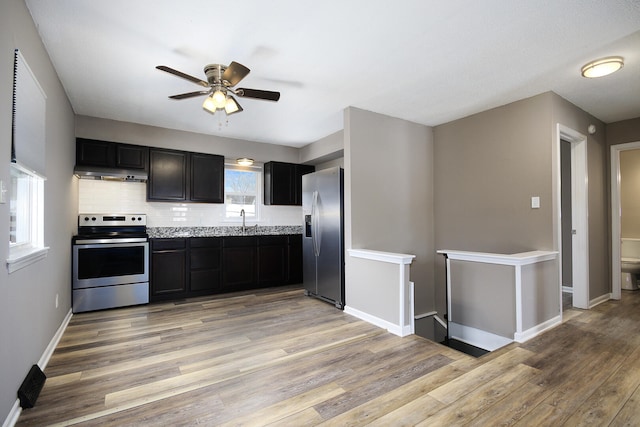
[156,61,280,116]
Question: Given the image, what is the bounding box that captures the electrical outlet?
[55,294,59,308]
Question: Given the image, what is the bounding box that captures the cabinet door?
[258,241,287,286]
[190,237,222,292]
[264,161,295,205]
[288,234,303,284]
[190,153,224,203]
[76,138,115,167]
[148,149,188,201]
[151,239,187,299]
[116,144,148,169]
[222,237,257,290]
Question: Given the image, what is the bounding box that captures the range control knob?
[84,216,89,221]
[137,217,142,221]
[91,217,96,221]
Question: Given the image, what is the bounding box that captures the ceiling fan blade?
[222,61,250,86]
[156,65,208,87]
[236,88,280,102]
[169,90,210,100]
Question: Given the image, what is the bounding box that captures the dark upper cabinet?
[148,148,224,203]
[148,149,188,201]
[190,152,224,203]
[116,144,148,169]
[76,138,148,169]
[264,161,315,206]
[76,138,115,167]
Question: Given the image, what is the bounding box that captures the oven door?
[72,240,149,289]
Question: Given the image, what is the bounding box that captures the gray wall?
[433,93,555,317]
[619,149,640,238]
[433,92,610,317]
[76,115,300,164]
[606,117,640,147]
[550,93,608,302]
[344,107,435,316]
[1,0,76,421]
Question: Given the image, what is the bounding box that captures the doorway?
[610,141,640,300]
[557,125,589,310]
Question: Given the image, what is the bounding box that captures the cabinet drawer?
[258,235,288,246]
[223,236,257,248]
[190,270,221,291]
[190,237,222,249]
[152,238,187,251]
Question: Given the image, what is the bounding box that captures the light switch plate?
[0,180,6,204]
[531,196,540,209]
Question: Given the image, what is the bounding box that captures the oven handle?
[74,238,148,245]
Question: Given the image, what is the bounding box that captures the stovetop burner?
[75,214,147,241]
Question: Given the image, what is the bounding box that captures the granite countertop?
[147,225,303,239]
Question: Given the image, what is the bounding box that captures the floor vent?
[18,364,46,409]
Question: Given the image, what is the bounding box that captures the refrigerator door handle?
[312,190,321,256]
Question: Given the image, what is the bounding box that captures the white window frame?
[7,162,48,273]
[224,162,262,221]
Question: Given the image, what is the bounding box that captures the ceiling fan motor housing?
[204,64,228,87]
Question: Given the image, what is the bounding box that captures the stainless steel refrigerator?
[302,167,345,309]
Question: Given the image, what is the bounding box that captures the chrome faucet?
[240,209,246,234]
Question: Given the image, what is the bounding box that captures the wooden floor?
[16,286,640,426]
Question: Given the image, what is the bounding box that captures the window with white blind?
[7,49,48,273]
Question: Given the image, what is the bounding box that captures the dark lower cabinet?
[150,238,187,300]
[189,237,222,294]
[150,235,302,301]
[258,236,288,286]
[222,236,257,290]
[288,234,303,284]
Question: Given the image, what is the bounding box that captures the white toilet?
[621,238,640,290]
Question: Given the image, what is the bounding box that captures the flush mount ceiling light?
[581,56,624,78]
[236,158,254,166]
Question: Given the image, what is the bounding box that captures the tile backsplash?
[78,180,302,227]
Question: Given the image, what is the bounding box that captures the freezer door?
[315,169,344,305]
[302,172,318,295]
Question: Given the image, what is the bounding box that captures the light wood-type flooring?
[16,285,640,426]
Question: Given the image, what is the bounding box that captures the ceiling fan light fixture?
[581,56,624,78]
[212,89,227,108]
[225,96,243,115]
[236,157,254,166]
[202,95,218,114]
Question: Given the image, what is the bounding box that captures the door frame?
[610,140,640,300]
[556,124,589,309]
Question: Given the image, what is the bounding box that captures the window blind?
[12,49,47,177]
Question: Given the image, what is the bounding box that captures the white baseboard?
[589,293,612,308]
[449,322,512,351]
[514,315,562,343]
[344,305,412,337]
[1,400,21,427]
[2,309,73,427]
[39,309,72,369]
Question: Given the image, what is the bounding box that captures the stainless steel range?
[72,214,149,313]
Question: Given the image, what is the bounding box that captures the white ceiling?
[25,0,640,148]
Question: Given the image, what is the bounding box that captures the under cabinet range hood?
[73,165,148,182]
